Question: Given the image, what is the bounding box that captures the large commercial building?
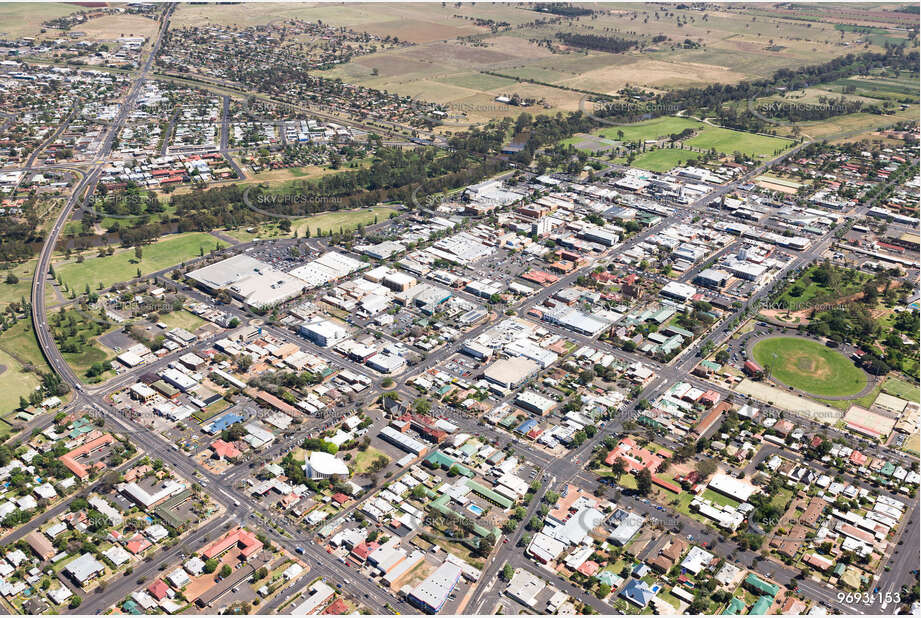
[483,357,540,390]
[299,319,348,347]
[407,561,462,613]
[187,254,307,309]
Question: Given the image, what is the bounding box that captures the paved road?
[21,24,919,612]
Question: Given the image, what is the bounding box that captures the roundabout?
[750,336,869,399]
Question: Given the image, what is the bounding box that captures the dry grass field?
[0,2,83,38]
[77,14,161,40]
[165,3,921,131]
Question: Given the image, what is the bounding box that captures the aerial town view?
[0,0,917,616]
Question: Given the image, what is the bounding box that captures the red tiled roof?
[211,439,242,460]
[59,434,115,479]
[202,527,263,560]
[148,579,169,600]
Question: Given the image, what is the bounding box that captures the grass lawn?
[194,399,231,423]
[54,232,219,291]
[685,126,793,158]
[0,259,36,311]
[0,318,53,416]
[882,376,920,403]
[294,206,398,238]
[158,309,206,332]
[617,148,701,172]
[777,264,870,308]
[597,116,702,142]
[0,417,13,442]
[62,340,112,377]
[701,489,741,509]
[752,337,866,398]
[225,206,397,242]
[0,319,49,370]
[770,487,794,511]
[350,446,390,475]
[818,383,881,412]
[902,433,919,456]
[0,346,43,416]
[0,3,82,38]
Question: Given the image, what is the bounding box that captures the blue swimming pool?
[467,504,484,516]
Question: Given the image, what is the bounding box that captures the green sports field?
[577,115,793,162]
[685,126,792,158]
[597,117,703,142]
[752,337,866,398]
[54,232,220,291]
[618,149,702,173]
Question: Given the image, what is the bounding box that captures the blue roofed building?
[204,412,245,435]
[620,579,657,608]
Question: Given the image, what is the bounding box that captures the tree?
[695,457,718,479]
[501,563,514,582]
[203,558,218,574]
[69,596,82,609]
[134,246,143,261]
[611,457,627,481]
[220,564,232,578]
[636,468,653,495]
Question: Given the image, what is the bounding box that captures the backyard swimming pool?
[467,504,484,516]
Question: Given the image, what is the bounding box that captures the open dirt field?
[734,379,844,424]
[78,14,161,40]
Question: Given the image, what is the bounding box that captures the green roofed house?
[499,413,518,429]
[879,461,896,477]
[465,479,513,509]
[744,573,780,598]
[425,450,474,477]
[722,597,747,615]
[700,360,722,373]
[663,325,694,339]
[425,450,455,469]
[428,495,500,540]
[749,596,773,615]
[458,441,480,458]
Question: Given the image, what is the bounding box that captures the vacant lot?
[735,379,844,423]
[78,14,161,40]
[54,232,219,292]
[752,337,866,398]
[158,309,207,333]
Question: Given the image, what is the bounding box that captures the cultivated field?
[752,337,867,398]
[170,2,903,124]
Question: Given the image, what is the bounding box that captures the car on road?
[295,546,304,554]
